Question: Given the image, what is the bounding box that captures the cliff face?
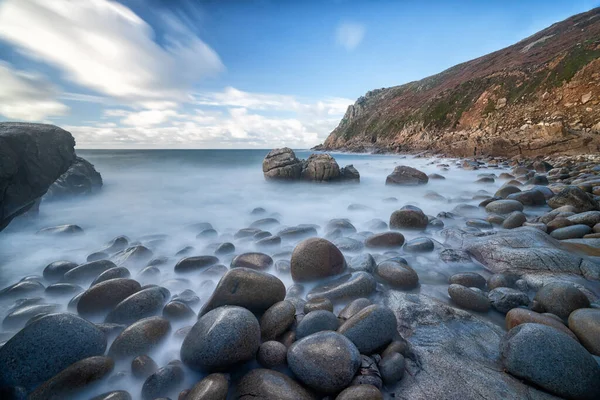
[321,8,600,157]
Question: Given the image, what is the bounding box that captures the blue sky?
[0,0,598,148]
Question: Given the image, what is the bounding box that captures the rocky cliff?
[320,8,600,157]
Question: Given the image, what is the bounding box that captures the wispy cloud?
[336,21,366,51]
[0,62,68,121]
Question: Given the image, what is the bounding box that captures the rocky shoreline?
[1,141,600,399]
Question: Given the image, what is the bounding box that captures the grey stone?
[375,260,419,289]
[485,200,524,214]
[488,288,530,313]
[568,308,600,356]
[174,256,219,273]
[547,186,598,213]
[104,286,168,324]
[389,209,428,230]
[257,341,288,368]
[348,253,376,273]
[291,238,346,282]
[141,361,184,400]
[365,232,405,248]
[533,282,590,319]
[338,304,396,354]
[378,352,405,385]
[235,369,314,400]
[386,166,428,185]
[186,373,229,400]
[63,260,117,283]
[507,189,546,206]
[296,310,339,339]
[77,278,141,317]
[131,355,158,379]
[550,224,592,239]
[304,297,333,313]
[43,260,77,282]
[502,211,527,229]
[262,148,303,180]
[449,272,486,289]
[448,284,490,312]
[404,237,434,252]
[306,272,376,302]
[108,317,171,359]
[302,153,341,181]
[260,300,296,341]
[91,266,131,286]
[45,156,103,200]
[338,298,372,320]
[336,385,383,400]
[231,252,273,270]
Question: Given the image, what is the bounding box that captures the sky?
[0,0,598,149]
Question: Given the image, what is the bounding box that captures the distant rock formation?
[262,148,360,182]
[320,8,600,157]
[0,123,75,229]
[45,157,103,200]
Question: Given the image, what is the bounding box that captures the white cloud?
[0,0,223,103]
[336,22,366,51]
[0,62,68,121]
[122,109,179,127]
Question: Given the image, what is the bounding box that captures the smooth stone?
[91,266,131,286]
[255,235,282,248]
[385,166,428,186]
[274,259,291,273]
[404,237,434,252]
[502,211,526,229]
[200,268,285,315]
[108,317,171,359]
[338,304,396,354]
[28,356,114,400]
[365,232,405,248]
[487,273,519,290]
[186,373,229,400]
[448,284,490,312]
[495,186,521,198]
[250,217,280,229]
[325,219,357,235]
[37,224,83,236]
[64,260,117,283]
[303,297,333,313]
[90,391,132,400]
[181,306,260,372]
[235,369,314,400]
[550,224,592,240]
[2,303,59,330]
[87,251,108,262]
[141,362,185,400]
[111,245,154,268]
[277,225,318,241]
[567,211,600,227]
[172,289,200,306]
[381,339,409,358]
[105,286,168,324]
[287,331,361,393]
[488,288,530,313]
[500,323,600,399]
[43,260,77,282]
[336,385,383,400]
[338,298,372,320]
[348,253,376,273]
[449,272,486,290]
[214,242,235,255]
[102,236,130,254]
[375,261,419,289]
[258,300,295,341]
[333,237,364,253]
[485,200,524,214]
[257,340,288,368]
[306,272,376,302]
[131,355,158,379]
[389,209,428,230]
[45,282,83,296]
[506,308,578,341]
[296,310,339,339]
[378,352,405,385]
[466,219,493,229]
[0,280,44,300]
[533,282,590,319]
[77,278,141,317]
[291,238,346,282]
[507,189,546,206]
[568,308,600,356]
[162,301,195,321]
[0,313,106,391]
[366,218,388,231]
[230,252,273,270]
[174,256,219,273]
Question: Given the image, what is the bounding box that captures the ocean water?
[0,149,520,398]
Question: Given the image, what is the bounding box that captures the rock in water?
[0,123,75,230]
[262,148,303,180]
[340,164,360,182]
[301,153,340,181]
[181,306,260,372]
[532,281,590,319]
[385,166,428,185]
[141,361,185,400]
[0,313,106,391]
[235,369,314,400]
[500,323,600,399]
[287,331,361,393]
[291,237,346,282]
[45,157,103,199]
[338,305,397,354]
[200,268,285,315]
[547,186,598,213]
[108,317,171,359]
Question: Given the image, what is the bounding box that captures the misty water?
[0,150,539,398]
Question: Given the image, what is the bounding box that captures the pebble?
[378,352,405,385]
[141,361,185,400]
[303,297,334,313]
[260,300,296,341]
[257,341,288,368]
[338,304,396,354]
[296,310,339,339]
[532,282,590,319]
[63,260,117,283]
[389,209,428,230]
[174,256,219,273]
[550,224,592,239]
[449,272,486,289]
[403,237,435,252]
[235,369,314,400]
[43,260,78,282]
[186,373,229,400]
[306,271,376,302]
[502,211,526,229]
[488,287,529,313]
[105,286,168,324]
[77,278,141,317]
[448,284,490,312]
[338,298,372,320]
[230,252,273,270]
[131,355,158,379]
[108,317,171,359]
[375,260,419,289]
[365,232,405,248]
[568,308,600,356]
[291,238,346,282]
[485,199,524,214]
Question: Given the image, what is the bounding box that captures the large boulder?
[547,186,598,213]
[291,238,346,282]
[301,154,340,181]
[45,157,103,200]
[0,123,75,229]
[262,148,303,180]
[386,166,428,186]
[500,323,600,399]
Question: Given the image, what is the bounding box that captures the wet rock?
[550,224,592,239]
[257,340,288,368]
[338,298,372,321]
[506,308,578,341]
[138,266,160,281]
[288,331,361,393]
[304,297,333,313]
[485,200,524,214]
[340,164,360,182]
[37,224,84,236]
[366,218,388,231]
[172,289,200,306]
[45,282,82,296]
[325,219,357,235]
[296,310,339,339]
[181,306,260,372]
[378,352,405,386]
[77,278,141,317]
[547,186,598,213]
[404,237,434,252]
[449,272,486,289]
[91,266,131,285]
[102,236,130,254]
[131,355,158,379]
[87,251,108,261]
[2,303,59,330]
[111,245,153,268]
[333,237,364,252]
[439,249,471,263]
[302,153,341,181]
[365,232,405,248]
[568,308,600,356]
[90,391,132,400]
[0,313,106,391]
[108,317,171,359]
[0,280,45,301]
[567,211,600,227]
[533,282,590,319]
[277,225,318,241]
[500,323,600,399]
[230,252,273,270]
[385,166,428,186]
[348,253,376,273]
[488,288,529,313]
[502,211,526,229]
[495,186,521,199]
[291,238,346,282]
[375,260,419,289]
[336,385,383,400]
[201,268,285,315]
[255,235,281,248]
[141,361,185,400]
[260,300,296,341]
[186,373,229,400]
[262,148,303,180]
[64,260,117,283]
[487,273,519,290]
[250,217,280,229]
[43,260,77,282]
[351,355,382,388]
[448,284,489,312]
[45,156,102,200]
[235,369,314,400]
[389,209,428,230]
[466,218,493,229]
[306,272,376,302]
[507,189,546,206]
[163,301,195,321]
[338,305,396,354]
[174,256,219,273]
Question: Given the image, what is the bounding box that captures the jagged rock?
[340,164,360,182]
[45,157,103,200]
[302,153,340,181]
[0,123,75,229]
[262,148,303,180]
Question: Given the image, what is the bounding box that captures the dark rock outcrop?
[0,123,75,229]
[262,148,359,182]
[45,156,103,200]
